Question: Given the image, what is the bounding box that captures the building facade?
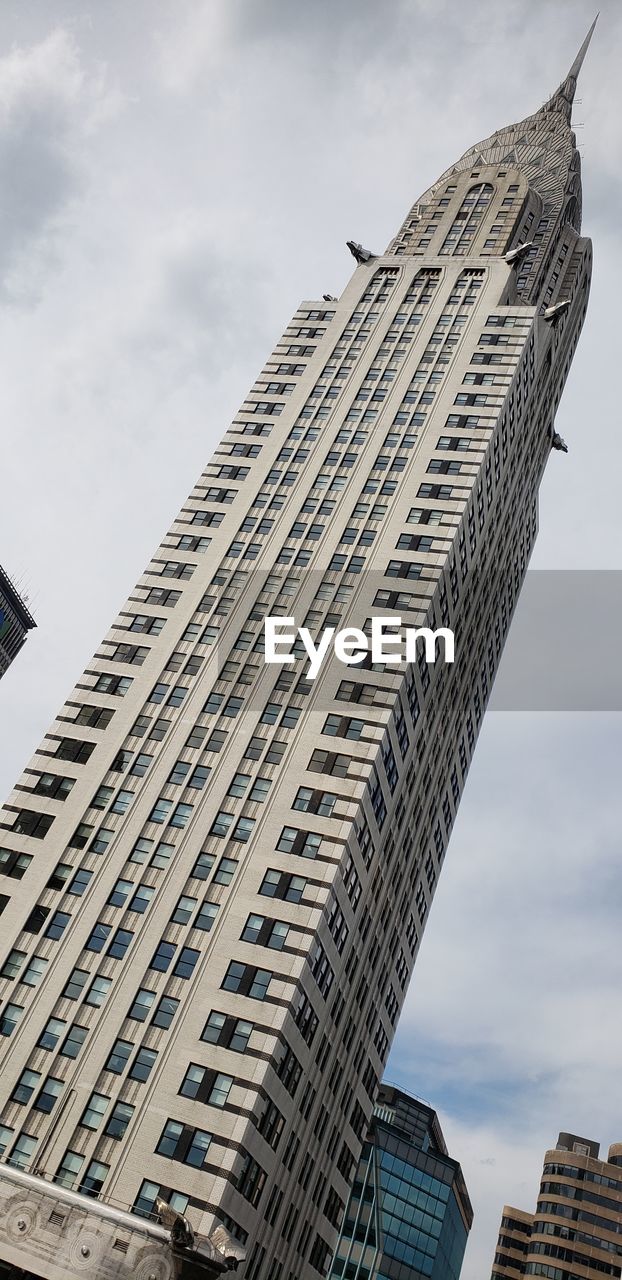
[0,566,35,682]
[491,1132,622,1280]
[329,1083,472,1280]
[0,25,595,1280]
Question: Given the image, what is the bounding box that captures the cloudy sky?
[0,1,620,1274]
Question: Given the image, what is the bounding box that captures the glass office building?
[0,564,35,681]
[330,1084,472,1280]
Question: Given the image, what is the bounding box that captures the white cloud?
[0,28,122,304]
[390,712,622,1277]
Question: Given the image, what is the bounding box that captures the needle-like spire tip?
[567,13,599,83]
[541,15,598,118]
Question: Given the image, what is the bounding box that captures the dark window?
[11,810,54,839]
[44,911,71,941]
[0,1003,24,1037]
[85,922,111,953]
[156,1120,212,1169]
[0,849,33,879]
[200,1011,253,1052]
[60,1024,88,1059]
[149,941,175,972]
[31,774,74,801]
[129,1047,158,1082]
[221,962,272,1001]
[179,1065,233,1107]
[152,996,180,1029]
[62,968,89,1000]
[55,739,95,764]
[104,1101,134,1140]
[173,947,200,979]
[105,1039,133,1074]
[128,988,155,1022]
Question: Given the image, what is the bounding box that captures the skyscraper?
[491,1132,622,1280]
[0,565,35,682]
[0,23,595,1280]
[329,1083,472,1280]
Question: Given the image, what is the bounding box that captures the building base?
[0,1166,243,1279]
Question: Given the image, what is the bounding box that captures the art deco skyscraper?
[0,24,596,1280]
[491,1132,622,1280]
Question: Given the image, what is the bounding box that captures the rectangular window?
[180,1065,233,1107]
[81,1159,110,1198]
[84,975,112,1007]
[85,922,111,953]
[108,928,133,959]
[80,1092,109,1130]
[105,1101,134,1140]
[242,915,289,950]
[55,1150,84,1190]
[11,810,54,839]
[93,673,132,696]
[55,738,96,764]
[0,849,33,878]
[110,789,134,814]
[90,828,114,855]
[129,1047,158,1082]
[128,989,156,1022]
[46,862,71,892]
[31,774,74,802]
[11,1070,41,1105]
[171,895,197,925]
[68,869,93,896]
[0,1003,24,1037]
[105,1039,133,1074]
[277,828,321,858]
[129,884,154,914]
[237,1152,266,1207]
[150,941,175,972]
[213,857,237,885]
[7,1132,38,1171]
[173,947,200,979]
[149,797,172,824]
[194,901,219,931]
[60,1024,88,1059]
[170,803,193,828]
[201,1011,253,1052]
[156,1120,212,1169]
[44,911,71,941]
[63,968,88,1000]
[191,852,215,880]
[37,1017,66,1051]
[152,996,180,1029]
[75,705,114,728]
[21,957,48,987]
[221,962,272,1001]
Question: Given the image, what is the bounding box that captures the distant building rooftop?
[0,564,36,632]
[0,563,36,678]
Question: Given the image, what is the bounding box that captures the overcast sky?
[0,2,620,1275]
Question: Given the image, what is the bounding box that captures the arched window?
[440,183,494,256]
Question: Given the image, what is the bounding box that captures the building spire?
[567,13,599,83]
[543,14,598,118]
